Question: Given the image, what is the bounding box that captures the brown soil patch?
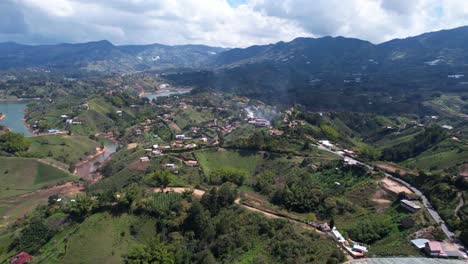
[375,162,417,176]
[372,189,393,211]
[127,143,138,149]
[381,177,413,194]
[128,160,150,171]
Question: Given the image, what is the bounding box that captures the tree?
[0,132,31,154]
[147,170,174,190]
[66,194,98,219]
[125,239,175,264]
[12,219,53,254]
[305,213,317,223]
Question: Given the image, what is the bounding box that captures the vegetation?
[0,132,31,155]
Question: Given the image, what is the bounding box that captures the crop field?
[0,157,74,199]
[28,135,99,165]
[195,149,261,177]
[172,107,214,130]
[0,157,76,226]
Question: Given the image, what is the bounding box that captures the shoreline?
[0,97,42,102]
[139,88,192,97]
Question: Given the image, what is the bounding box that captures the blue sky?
[228,0,247,7]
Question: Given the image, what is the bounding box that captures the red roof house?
[424,241,447,257]
[10,252,33,264]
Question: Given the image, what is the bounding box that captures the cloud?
[0,0,467,47]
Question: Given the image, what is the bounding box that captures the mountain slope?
[0,41,225,72]
[166,26,468,114]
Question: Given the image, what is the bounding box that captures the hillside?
[166,26,468,114]
[0,41,225,73]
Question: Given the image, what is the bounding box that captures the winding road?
[315,143,467,254]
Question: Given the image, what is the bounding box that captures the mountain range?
[1,26,468,113]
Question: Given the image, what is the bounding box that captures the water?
[144,90,191,100]
[0,101,32,136]
[75,140,119,181]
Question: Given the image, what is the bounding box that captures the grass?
[402,139,467,171]
[172,107,213,130]
[28,135,99,165]
[0,157,76,226]
[38,212,157,264]
[0,157,74,199]
[195,150,261,177]
[367,231,422,257]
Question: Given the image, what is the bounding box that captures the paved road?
[315,144,467,254]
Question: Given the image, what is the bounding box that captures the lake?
[0,101,32,136]
[144,90,191,100]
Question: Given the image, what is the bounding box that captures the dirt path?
[455,193,464,219]
[37,159,70,174]
[166,120,182,133]
[375,162,417,176]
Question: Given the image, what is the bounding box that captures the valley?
[0,25,467,263]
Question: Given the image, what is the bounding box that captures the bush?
[209,168,247,185]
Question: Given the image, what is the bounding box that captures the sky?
[1,0,468,47]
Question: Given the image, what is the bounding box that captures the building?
[425,241,447,257]
[411,238,430,249]
[139,157,150,162]
[165,164,176,169]
[185,160,199,167]
[331,227,346,243]
[400,199,421,213]
[10,252,33,264]
[175,135,185,140]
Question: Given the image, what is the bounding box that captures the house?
[10,252,33,264]
[400,199,421,213]
[139,157,150,162]
[317,222,331,232]
[441,125,453,130]
[351,242,368,254]
[200,137,208,143]
[152,144,159,149]
[185,160,199,167]
[331,227,346,243]
[165,163,176,169]
[319,140,333,148]
[175,135,185,140]
[116,110,123,116]
[344,157,359,166]
[411,238,430,249]
[425,241,447,257]
[152,150,162,156]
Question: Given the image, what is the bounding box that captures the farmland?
[195,149,261,177]
[28,135,100,166]
[0,157,77,226]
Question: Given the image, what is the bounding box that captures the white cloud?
[0,0,468,47]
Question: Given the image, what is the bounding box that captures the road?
[316,143,467,254]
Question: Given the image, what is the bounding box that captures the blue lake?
[144,90,191,100]
[0,101,32,136]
